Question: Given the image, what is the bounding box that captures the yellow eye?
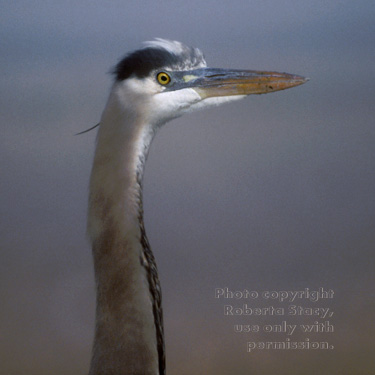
[157,72,171,85]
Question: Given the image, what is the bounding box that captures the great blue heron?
[87,39,307,375]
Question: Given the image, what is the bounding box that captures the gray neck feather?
[87,88,164,375]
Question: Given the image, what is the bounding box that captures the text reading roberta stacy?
[215,287,335,353]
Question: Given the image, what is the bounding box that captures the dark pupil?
[161,75,167,81]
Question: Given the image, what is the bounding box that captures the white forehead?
[143,38,207,70]
[143,39,191,55]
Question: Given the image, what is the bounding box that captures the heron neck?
[87,89,162,375]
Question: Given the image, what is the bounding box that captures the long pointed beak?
[179,68,308,98]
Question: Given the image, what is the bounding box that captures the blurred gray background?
[1,1,374,374]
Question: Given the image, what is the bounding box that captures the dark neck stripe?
[138,209,165,375]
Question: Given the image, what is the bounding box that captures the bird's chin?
[150,88,202,123]
[152,90,246,122]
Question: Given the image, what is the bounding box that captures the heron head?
[112,39,307,125]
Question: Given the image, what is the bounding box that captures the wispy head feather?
[113,39,206,81]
